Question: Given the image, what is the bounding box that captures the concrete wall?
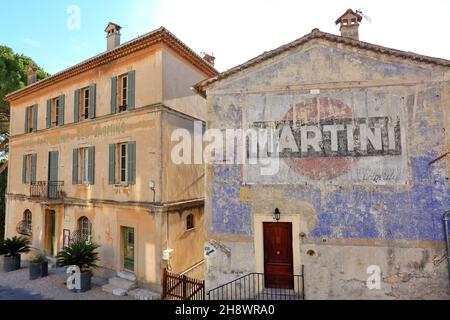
[204,39,450,299]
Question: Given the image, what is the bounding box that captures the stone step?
[128,288,161,300]
[102,284,127,296]
[117,271,137,282]
[108,277,137,290]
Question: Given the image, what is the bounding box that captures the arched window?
[78,216,92,242]
[186,213,194,230]
[23,210,32,235]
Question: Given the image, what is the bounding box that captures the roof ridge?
[6,26,217,101]
[194,29,450,95]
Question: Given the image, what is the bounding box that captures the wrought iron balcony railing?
[30,181,64,199]
[16,220,32,236]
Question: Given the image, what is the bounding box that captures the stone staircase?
[101,271,160,300]
[102,271,137,296]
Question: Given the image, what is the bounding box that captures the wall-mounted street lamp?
[149,180,155,203]
[273,208,281,222]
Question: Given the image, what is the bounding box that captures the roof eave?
[5,27,218,103]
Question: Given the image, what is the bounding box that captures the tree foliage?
[0,45,48,145]
[0,46,48,238]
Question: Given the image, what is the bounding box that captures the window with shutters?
[51,97,60,127]
[80,87,90,121]
[78,148,89,184]
[118,74,128,112]
[26,106,33,133]
[73,147,94,185]
[117,143,128,183]
[109,141,135,185]
[23,154,32,183]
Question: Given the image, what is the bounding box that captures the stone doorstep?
[102,284,127,296]
[108,277,137,290]
[117,270,137,282]
[128,288,161,300]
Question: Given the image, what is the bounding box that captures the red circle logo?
[283,97,356,180]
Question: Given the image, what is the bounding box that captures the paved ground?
[0,260,132,300]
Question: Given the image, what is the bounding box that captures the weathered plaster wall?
[10,46,164,136]
[162,46,210,121]
[162,111,205,203]
[162,206,205,276]
[204,39,450,299]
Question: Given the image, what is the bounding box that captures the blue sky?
[1,1,449,74]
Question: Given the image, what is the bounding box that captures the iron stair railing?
[207,266,305,300]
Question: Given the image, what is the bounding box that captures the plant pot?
[3,254,21,272]
[71,271,92,293]
[29,261,48,280]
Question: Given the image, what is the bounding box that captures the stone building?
[195,9,450,299]
[4,23,217,292]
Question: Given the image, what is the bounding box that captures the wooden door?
[44,210,56,256]
[263,222,294,289]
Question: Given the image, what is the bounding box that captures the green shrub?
[0,236,31,257]
[56,241,99,273]
[29,252,47,264]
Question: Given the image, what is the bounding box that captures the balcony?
[30,181,64,200]
[16,220,32,236]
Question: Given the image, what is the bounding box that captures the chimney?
[27,65,37,85]
[202,52,215,66]
[105,22,122,51]
[335,9,362,40]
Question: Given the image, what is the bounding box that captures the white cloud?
[17,37,40,47]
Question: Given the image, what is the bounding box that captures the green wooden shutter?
[32,104,38,132]
[24,106,29,133]
[89,84,96,119]
[109,144,115,184]
[49,151,59,181]
[127,70,135,110]
[72,148,78,184]
[88,146,95,184]
[46,99,51,128]
[58,95,65,126]
[74,89,80,123]
[127,141,136,185]
[22,155,27,183]
[31,154,37,182]
[111,77,117,114]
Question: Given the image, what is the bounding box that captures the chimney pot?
[27,66,37,85]
[335,9,362,40]
[105,22,122,51]
[202,52,215,66]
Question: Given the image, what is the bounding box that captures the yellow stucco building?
[4,23,217,292]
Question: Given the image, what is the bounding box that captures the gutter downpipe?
[444,211,450,293]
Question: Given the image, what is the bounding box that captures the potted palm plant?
[56,241,99,292]
[29,252,48,280]
[0,236,31,272]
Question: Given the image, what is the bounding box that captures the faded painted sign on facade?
[241,90,407,185]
